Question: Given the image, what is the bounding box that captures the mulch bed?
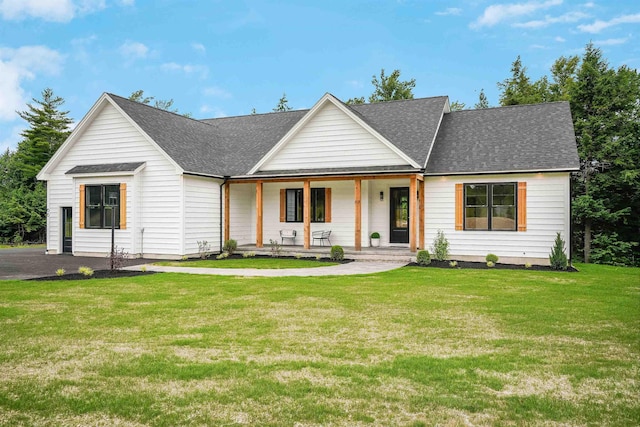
[203,253,354,264]
[407,260,578,272]
[28,270,157,281]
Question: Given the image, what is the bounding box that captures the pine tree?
[474,89,489,109]
[273,93,292,112]
[369,69,416,103]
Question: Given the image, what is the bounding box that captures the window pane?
[492,206,515,230]
[87,207,102,228]
[286,189,302,222]
[311,188,325,222]
[103,206,120,228]
[104,185,119,207]
[87,186,101,206]
[465,207,488,230]
[492,184,515,206]
[465,184,487,206]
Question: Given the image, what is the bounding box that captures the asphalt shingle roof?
[426,102,579,174]
[107,93,578,178]
[66,162,145,174]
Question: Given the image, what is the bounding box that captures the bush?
[370,232,380,239]
[590,232,638,266]
[449,260,458,268]
[242,251,256,258]
[223,239,237,255]
[330,245,344,261]
[197,241,211,259]
[549,232,568,270]
[216,252,229,260]
[524,262,532,269]
[56,268,65,277]
[416,250,431,266]
[108,246,128,271]
[78,266,94,277]
[486,261,495,268]
[432,230,450,261]
[269,239,282,258]
[485,253,499,263]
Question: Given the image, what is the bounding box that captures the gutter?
[219,176,230,252]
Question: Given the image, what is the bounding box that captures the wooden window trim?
[459,182,521,232]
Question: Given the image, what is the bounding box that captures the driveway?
[0,247,154,280]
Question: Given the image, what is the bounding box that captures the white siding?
[44,102,183,257]
[183,175,221,255]
[424,173,571,264]
[228,183,255,245]
[260,103,407,171]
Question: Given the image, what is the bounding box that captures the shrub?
[108,246,128,271]
[181,255,188,261]
[294,253,303,259]
[416,250,431,266]
[243,251,256,258]
[315,254,322,260]
[140,266,147,272]
[269,239,282,258]
[486,261,495,268]
[223,239,237,255]
[197,240,211,259]
[330,245,344,261]
[56,268,65,277]
[590,232,638,266]
[216,252,229,260]
[449,260,458,268]
[549,232,568,270]
[485,253,499,263]
[370,232,380,239]
[524,262,532,269]
[78,266,94,277]
[432,230,450,261]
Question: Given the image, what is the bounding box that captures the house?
[37,92,579,265]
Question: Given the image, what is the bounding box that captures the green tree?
[497,56,548,105]
[570,44,640,263]
[13,88,72,187]
[450,101,465,111]
[129,90,191,117]
[368,69,416,103]
[273,93,292,112]
[474,89,490,109]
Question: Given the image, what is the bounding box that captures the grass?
[0,263,638,426]
[154,257,338,269]
[0,243,45,249]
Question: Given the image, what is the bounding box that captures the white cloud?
[530,44,548,49]
[192,43,206,54]
[161,62,208,78]
[119,40,148,59]
[471,0,562,29]
[594,37,629,46]
[513,11,588,28]
[199,105,226,118]
[555,36,566,42]
[436,8,462,16]
[0,45,63,121]
[0,0,106,22]
[578,13,640,33]
[203,86,231,99]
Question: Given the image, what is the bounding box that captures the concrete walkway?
[125,261,407,277]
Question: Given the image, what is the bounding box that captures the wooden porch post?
[224,183,230,241]
[355,178,362,251]
[303,181,311,249]
[418,178,425,250]
[256,181,263,248]
[409,175,417,252]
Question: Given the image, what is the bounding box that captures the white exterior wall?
[424,172,571,264]
[184,175,222,255]
[44,102,183,257]
[228,183,255,245]
[260,103,407,171]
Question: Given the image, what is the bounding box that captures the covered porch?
[224,173,425,253]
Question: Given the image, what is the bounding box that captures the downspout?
[569,174,573,268]
[219,176,230,253]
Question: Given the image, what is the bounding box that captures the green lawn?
[0,243,45,249]
[154,257,338,269]
[0,264,638,426]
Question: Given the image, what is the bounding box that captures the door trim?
[389,187,409,244]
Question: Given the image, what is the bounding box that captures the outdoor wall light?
[379,191,384,201]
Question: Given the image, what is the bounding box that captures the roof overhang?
[424,167,580,177]
[66,162,146,176]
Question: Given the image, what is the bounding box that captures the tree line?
[1,44,638,265]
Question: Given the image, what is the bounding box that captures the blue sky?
[1,0,638,152]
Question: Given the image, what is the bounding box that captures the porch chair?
[279,229,297,245]
[312,230,332,246]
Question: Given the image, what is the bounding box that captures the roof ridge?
[201,108,310,121]
[450,100,569,114]
[106,92,216,127]
[349,95,449,107]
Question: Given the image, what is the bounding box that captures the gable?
[258,101,411,172]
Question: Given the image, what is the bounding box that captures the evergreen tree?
[449,101,466,111]
[273,93,292,112]
[368,69,416,103]
[129,90,191,117]
[13,88,72,187]
[474,89,490,109]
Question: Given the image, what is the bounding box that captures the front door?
[62,207,72,253]
[390,187,409,243]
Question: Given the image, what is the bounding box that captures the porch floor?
[237,244,417,263]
